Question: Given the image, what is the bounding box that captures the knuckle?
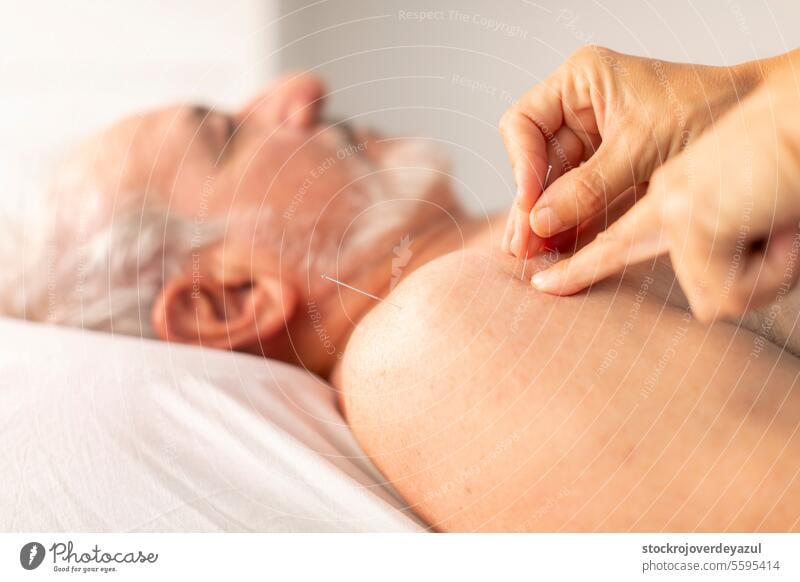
[573,173,607,217]
[594,222,624,248]
[571,44,612,65]
[572,44,597,60]
[588,44,613,59]
[498,109,518,137]
[661,194,689,225]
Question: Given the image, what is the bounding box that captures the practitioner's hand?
[500,45,768,258]
[530,64,800,322]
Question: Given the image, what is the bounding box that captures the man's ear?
[151,267,298,350]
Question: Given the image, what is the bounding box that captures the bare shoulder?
[340,248,537,418]
[341,246,684,416]
[340,248,800,531]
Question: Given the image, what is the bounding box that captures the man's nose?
[236,72,326,129]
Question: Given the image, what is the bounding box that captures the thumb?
[531,190,668,295]
[530,139,647,238]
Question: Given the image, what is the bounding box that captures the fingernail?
[510,230,520,256]
[531,271,555,291]
[531,272,547,289]
[532,207,563,237]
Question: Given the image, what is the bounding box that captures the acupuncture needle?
[320,273,402,309]
[520,163,553,281]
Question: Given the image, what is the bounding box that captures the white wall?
[3,0,799,216]
[0,0,279,214]
[277,0,800,212]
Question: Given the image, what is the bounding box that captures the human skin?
[55,70,800,531]
[341,217,800,531]
[500,46,800,320]
[53,72,464,376]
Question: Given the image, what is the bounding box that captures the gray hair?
[1,136,452,338]
[0,201,213,338]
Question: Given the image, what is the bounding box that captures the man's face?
[94,74,378,237]
[64,72,450,281]
[155,89,379,225]
[56,72,455,371]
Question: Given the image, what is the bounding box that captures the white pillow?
[0,318,422,532]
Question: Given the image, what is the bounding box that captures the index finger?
[499,109,549,256]
[499,75,564,213]
[530,192,668,295]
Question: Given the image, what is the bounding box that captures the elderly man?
[6,67,800,531]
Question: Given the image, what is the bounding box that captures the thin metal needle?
[521,250,529,281]
[321,273,402,309]
[521,163,553,281]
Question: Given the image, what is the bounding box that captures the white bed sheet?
[0,318,423,532]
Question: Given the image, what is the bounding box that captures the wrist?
[728,58,771,96]
[738,49,800,86]
[724,50,800,100]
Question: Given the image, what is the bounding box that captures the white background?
[279,0,800,212]
[0,0,277,215]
